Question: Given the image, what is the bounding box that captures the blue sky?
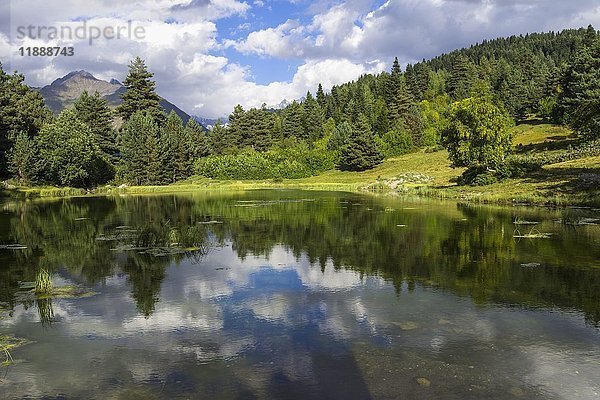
[1,0,600,117]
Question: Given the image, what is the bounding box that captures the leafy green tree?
[8,132,39,183]
[442,98,513,180]
[116,57,164,123]
[0,64,52,177]
[339,114,383,171]
[37,110,102,187]
[73,91,117,159]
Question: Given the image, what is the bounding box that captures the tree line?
[0,26,598,187]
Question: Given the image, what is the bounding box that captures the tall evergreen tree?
[339,114,383,171]
[73,91,117,159]
[118,111,162,185]
[161,111,189,183]
[316,84,326,108]
[225,105,246,151]
[208,120,228,155]
[282,101,305,138]
[116,57,164,123]
[560,32,600,137]
[448,55,477,100]
[185,118,211,159]
[303,91,324,142]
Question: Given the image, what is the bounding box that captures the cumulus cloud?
[1,0,599,117]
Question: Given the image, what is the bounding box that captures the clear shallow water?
[0,190,599,399]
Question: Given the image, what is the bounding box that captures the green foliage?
[538,96,559,122]
[375,126,413,158]
[442,97,514,182]
[37,110,108,187]
[195,143,335,180]
[116,57,164,123]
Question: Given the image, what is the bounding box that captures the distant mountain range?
[37,70,192,124]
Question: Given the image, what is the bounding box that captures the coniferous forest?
[1,26,599,189]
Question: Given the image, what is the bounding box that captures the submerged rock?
[416,377,431,387]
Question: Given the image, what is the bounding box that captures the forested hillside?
[1,26,598,189]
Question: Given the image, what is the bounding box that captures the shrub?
[194,144,335,180]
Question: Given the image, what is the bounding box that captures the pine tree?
[73,91,117,159]
[116,57,164,123]
[339,114,383,171]
[208,120,228,155]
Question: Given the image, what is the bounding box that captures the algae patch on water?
[0,335,30,366]
[17,281,97,300]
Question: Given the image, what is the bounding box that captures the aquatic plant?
[35,269,53,295]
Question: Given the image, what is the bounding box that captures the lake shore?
[3,123,599,208]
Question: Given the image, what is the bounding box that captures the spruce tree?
[161,111,188,183]
[282,101,305,139]
[560,34,600,138]
[118,111,162,185]
[185,118,211,159]
[448,55,476,100]
[208,119,228,155]
[116,57,164,123]
[316,84,326,108]
[303,91,324,142]
[226,105,245,151]
[339,114,383,171]
[73,91,117,159]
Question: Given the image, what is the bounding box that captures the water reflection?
[0,191,599,399]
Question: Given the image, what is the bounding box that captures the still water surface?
[0,190,599,399]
